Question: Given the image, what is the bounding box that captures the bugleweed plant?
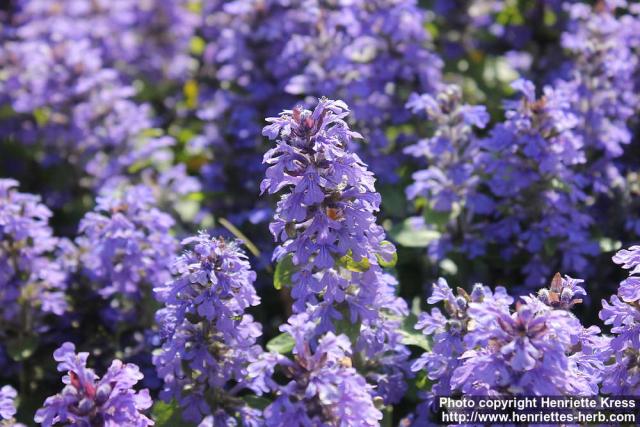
[1,0,640,426]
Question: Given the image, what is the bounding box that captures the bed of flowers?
[1,0,640,426]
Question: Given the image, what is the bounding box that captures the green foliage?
[338,251,371,272]
[398,298,430,351]
[151,400,191,427]
[376,241,398,268]
[7,336,38,362]
[274,254,296,290]
[266,332,295,354]
[242,395,271,410]
[388,219,441,248]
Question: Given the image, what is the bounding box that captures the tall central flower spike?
[261,98,410,403]
[34,342,153,427]
[153,232,264,425]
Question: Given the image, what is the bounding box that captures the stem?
[218,218,265,265]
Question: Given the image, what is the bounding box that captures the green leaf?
[190,36,206,55]
[388,219,441,248]
[266,332,295,354]
[415,370,433,390]
[7,336,38,362]
[242,395,271,410]
[274,254,296,290]
[423,203,452,228]
[338,251,370,272]
[376,241,398,268]
[381,406,393,427]
[380,185,407,218]
[399,311,431,351]
[152,401,191,427]
[186,192,204,202]
[33,108,50,126]
[183,80,199,109]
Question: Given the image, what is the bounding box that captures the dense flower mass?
[76,184,177,301]
[481,79,600,285]
[34,342,153,427]
[0,179,69,319]
[2,0,640,425]
[409,79,599,286]
[600,246,640,394]
[411,274,609,423]
[0,0,200,200]
[249,313,382,427]
[200,0,442,173]
[0,178,71,372]
[153,232,263,425]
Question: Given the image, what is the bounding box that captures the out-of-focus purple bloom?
[558,1,639,164]
[0,179,72,369]
[34,342,153,427]
[10,0,197,81]
[0,179,70,320]
[478,80,597,287]
[196,0,442,187]
[407,79,598,287]
[76,184,177,305]
[0,2,201,199]
[153,233,264,425]
[405,86,489,212]
[250,313,382,427]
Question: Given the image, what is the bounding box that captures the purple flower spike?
[76,184,177,322]
[35,342,153,427]
[600,245,640,394]
[153,233,264,425]
[262,98,410,404]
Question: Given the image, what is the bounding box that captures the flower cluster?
[9,0,197,81]
[0,0,200,199]
[76,184,177,302]
[411,274,608,423]
[558,1,639,163]
[478,79,599,286]
[153,232,263,425]
[411,279,513,401]
[249,313,382,427]
[404,85,491,260]
[261,99,410,403]
[184,0,444,227]
[0,179,69,320]
[600,246,640,394]
[34,342,153,427]
[409,79,599,286]
[0,178,72,371]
